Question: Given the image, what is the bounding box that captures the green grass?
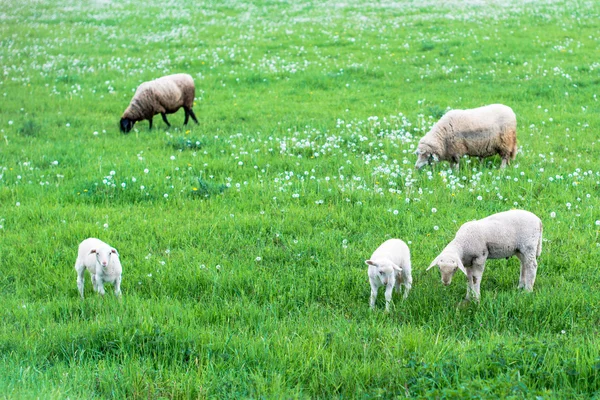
[1,0,600,398]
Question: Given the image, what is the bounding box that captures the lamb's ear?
[365,260,376,266]
[426,257,439,271]
[392,263,402,273]
[111,248,119,256]
[88,249,97,255]
[456,258,467,276]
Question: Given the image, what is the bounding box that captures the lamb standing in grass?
[365,238,413,311]
[75,238,122,298]
[415,104,517,170]
[427,210,542,302]
[120,73,199,133]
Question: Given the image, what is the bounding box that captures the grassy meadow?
[1,0,600,398]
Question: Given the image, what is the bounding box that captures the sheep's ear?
[365,260,376,266]
[426,257,439,271]
[456,258,467,276]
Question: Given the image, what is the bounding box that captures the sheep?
[365,238,413,311]
[119,73,199,133]
[414,104,517,170]
[75,238,122,298]
[427,210,542,302]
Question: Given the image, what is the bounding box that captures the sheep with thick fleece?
[120,73,198,133]
[415,104,517,170]
[365,238,413,311]
[427,210,542,302]
[75,238,122,298]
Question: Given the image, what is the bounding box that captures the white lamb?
[365,238,413,311]
[427,210,542,302]
[75,238,122,298]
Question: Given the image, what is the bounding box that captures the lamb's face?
[437,259,459,286]
[91,247,118,268]
[120,118,134,134]
[366,260,401,286]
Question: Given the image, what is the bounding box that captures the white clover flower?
[255,256,262,262]
[170,156,175,160]
[595,220,600,226]
[164,193,168,198]
[433,226,439,231]
[393,209,399,215]
[16,202,20,207]
[144,168,149,174]
[431,208,437,213]
[110,170,116,176]
[550,212,556,218]
[477,196,483,201]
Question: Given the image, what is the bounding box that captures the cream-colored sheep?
[75,238,122,298]
[365,238,413,311]
[427,210,542,302]
[415,104,517,170]
[120,73,198,133]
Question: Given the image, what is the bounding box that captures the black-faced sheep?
[120,73,199,133]
[415,104,517,170]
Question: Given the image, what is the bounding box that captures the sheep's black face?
[120,118,134,134]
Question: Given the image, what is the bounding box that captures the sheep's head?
[427,254,466,286]
[120,118,134,134]
[90,247,119,268]
[414,146,439,169]
[366,259,401,286]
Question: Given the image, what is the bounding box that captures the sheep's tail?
[536,220,543,257]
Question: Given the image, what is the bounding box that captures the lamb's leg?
[402,272,412,299]
[517,252,538,291]
[161,112,171,127]
[114,276,122,297]
[369,280,378,310]
[188,108,199,124]
[75,263,85,299]
[466,259,486,302]
[96,276,106,296]
[384,282,394,312]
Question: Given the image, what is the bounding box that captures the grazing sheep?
[427,210,542,302]
[120,73,199,133]
[75,238,122,298]
[415,104,517,170]
[365,238,413,311]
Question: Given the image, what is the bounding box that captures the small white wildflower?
[164,193,168,198]
[393,209,399,215]
[595,220,600,226]
[170,156,175,161]
[103,223,109,229]
[477,195,483,201]
[550,212,556,218]
[16,202,20,207]
[433,225,439,231]
[144,168,149,174]
[431,208,437,213]
[255,256,262,262]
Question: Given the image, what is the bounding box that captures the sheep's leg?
[384,282,394,312]
[148,117,153,130]
[161,113,171,127]
[96,276,106,296]
[188,107,199,124]
[451,156,460,171]
[184,108,190,125]
[369,280,378,310]
[500,157,508,168]
[402,272,412,299]
[466,259,485,302]
[517,252,538,291]
[75,263,85,299]
[114,276,122,297]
